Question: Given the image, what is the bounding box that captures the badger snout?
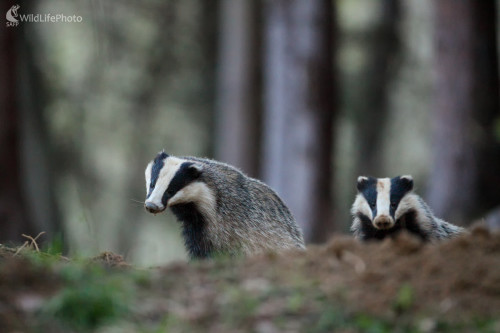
[144,201,164,214]
[373,215,394,229]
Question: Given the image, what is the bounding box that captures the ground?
[0,226,499,332]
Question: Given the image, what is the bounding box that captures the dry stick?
[14,241,29,256]
[23,231,46,251]
[14,232,46,256]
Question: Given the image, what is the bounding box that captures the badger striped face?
[355,175,414,230]
[144,151,207,214]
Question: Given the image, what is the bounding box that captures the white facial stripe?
[357,176,368,183]
[168,181,214,208]
[395,194,416,220]
[146,156,188,208]
[376,178,391,217]
[352,194,373,220]
[145,162,153,194]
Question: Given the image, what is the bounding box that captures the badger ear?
[399,175,414,191]
[187,163,203,178]
[356,176,370,192]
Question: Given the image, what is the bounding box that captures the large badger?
[351,175,465,242]
[144,151,305,259]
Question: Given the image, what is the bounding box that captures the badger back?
[183,157,300,235]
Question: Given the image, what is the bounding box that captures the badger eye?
[390,202,396,209]
[167,189,174,196]
[370,202,376,209]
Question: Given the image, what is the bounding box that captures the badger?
[144,151,305,259]
[350,175,465,242]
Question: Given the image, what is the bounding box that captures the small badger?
[144,151,305,259]
[351,175,465,242]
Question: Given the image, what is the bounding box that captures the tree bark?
[262,0,335,242]
[17,20,65,249]
[472,1,500,216]
[215,0,261,177]
[0,7,35,243]
[354,0,400,176]
[428,0,499,224]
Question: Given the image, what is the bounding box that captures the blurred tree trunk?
[354,0,400,176]
[472,1,500,217]
[428,0,499,224]
[262,0,335,243]
[215,0,261,177]
[0,2,64,246]
[0,10,35,243]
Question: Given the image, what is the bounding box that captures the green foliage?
[393,283,414,313]
[286,291,305,312]
[43,264,132,331]
[23,248,65,267]
[494,116,500,143]
[42,232,65,256]
[353,314,394,333]
[430,318,500,333]
[314,305,348,332]
[223,287,260,326]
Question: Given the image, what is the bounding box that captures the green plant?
[43,265,132,331]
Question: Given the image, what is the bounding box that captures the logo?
[5,4,83,27]
[6,4,20,27]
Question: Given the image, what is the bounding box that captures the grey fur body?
[351,176,465,242]
[411,195,465,241]
[144,153,305,258]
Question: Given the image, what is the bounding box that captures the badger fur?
[144,151,305,259]
[351,175,465,242]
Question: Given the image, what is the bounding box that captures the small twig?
[14,241,29,256]
[14,232,46,256]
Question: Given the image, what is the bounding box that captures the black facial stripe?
[359,177,377,217]
[148,152,169,197]
[389,176,412,217]
[357,212,372,225]
[397,209,429,241]
[162,162,200,206]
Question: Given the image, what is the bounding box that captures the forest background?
[1,0,499,266]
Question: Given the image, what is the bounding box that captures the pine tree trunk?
[428,0,499,224]
[215,0,261,177]
[262,0,335,242]
[0,11,35,243]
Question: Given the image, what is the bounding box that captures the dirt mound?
[92,251,130,268]
[310,226,500,318]
[0,227,499,331]
[135,226,500,331]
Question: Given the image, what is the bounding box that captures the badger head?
[353,175,414,230]
[144,151,208,214]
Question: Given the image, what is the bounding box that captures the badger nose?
[145,202,160,213]
[374,216,393,229]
